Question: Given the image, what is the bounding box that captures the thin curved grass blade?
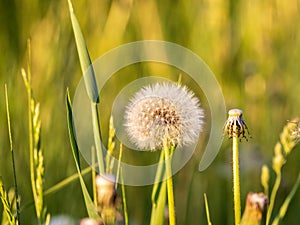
[67,0,99,103]
[66,90,100,220]
[271,173,300,225]
[150,149,167,225]
[67,0,105,174]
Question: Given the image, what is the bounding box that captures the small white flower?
[124,82,204,150]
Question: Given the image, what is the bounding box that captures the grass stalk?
[233,127,241,225]
[44,166,92,196]
[91,146,97,209]
[66,90,100,219]
[121,170,129,225]
[271,173,300,225]
[21,40,40,222]
[266,172,281,225]
[115,144,123,189]
[204,193,212,225]
[91,104,105,174]
[163,136,176,225]
[151,149,165,204]
[67,0,105,174]
[5,85,21,225]
[150,149,166,225]
[0,178,18,225]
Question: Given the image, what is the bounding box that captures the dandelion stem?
[233,126,241,225]
[163,136,176,225]
[225,109,249,225]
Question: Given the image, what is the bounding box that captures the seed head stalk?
[233,126,241,225]
[224,109,250,225]
[163,135,176,225]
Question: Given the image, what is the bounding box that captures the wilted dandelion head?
[124,82,204,151]
[224,109,250,140]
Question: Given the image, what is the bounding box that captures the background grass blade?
[67,0,99,103]
[66,90,100,220]
[150,149,167,225]
[271,173,300,225]
[0,178,18,225]
[5,84,20,224]
[67,0,105,174]
[150,181,167,225]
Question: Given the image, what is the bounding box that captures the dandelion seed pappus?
[124,82,204,151]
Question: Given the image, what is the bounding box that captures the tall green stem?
[150,149,166,225]
[266,172,281,225]
[22,43,39,222]
[91,103,105,174]
[5,85,21,224]
[233,129,241,225]
[164,137,176,225]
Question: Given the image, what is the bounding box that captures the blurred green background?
[1,0,300,224]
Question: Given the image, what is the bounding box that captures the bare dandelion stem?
[163,136,176,225]
[224,109,249,225]
[233,128,241,225]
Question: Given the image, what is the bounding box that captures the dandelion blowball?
[125,82,204,151]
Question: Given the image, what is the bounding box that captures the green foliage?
[0,0,300,224]
[0,179,18,225]
[264,120,300,225]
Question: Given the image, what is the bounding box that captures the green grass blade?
[67,0,99,103]
[151,150,165,203]
[44,166,92,196]
[66,91,81,171]
[5,85,21,224]
[0,178,18,225]
[91,104,105,174]
[67,0,105,174]
[150,149,167,225]
[271,173,300,225]
[66,90,100,220]
[120,170,129,225]
[150,181,167,225]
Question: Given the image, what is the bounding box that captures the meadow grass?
[1,0,300,224]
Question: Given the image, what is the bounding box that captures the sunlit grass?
[0,0,300,224]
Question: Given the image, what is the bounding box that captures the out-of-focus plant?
[263,119,300,225]
[0,179,18,225]
[21,40,50,225]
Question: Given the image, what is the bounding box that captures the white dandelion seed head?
[124,82,204,151]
